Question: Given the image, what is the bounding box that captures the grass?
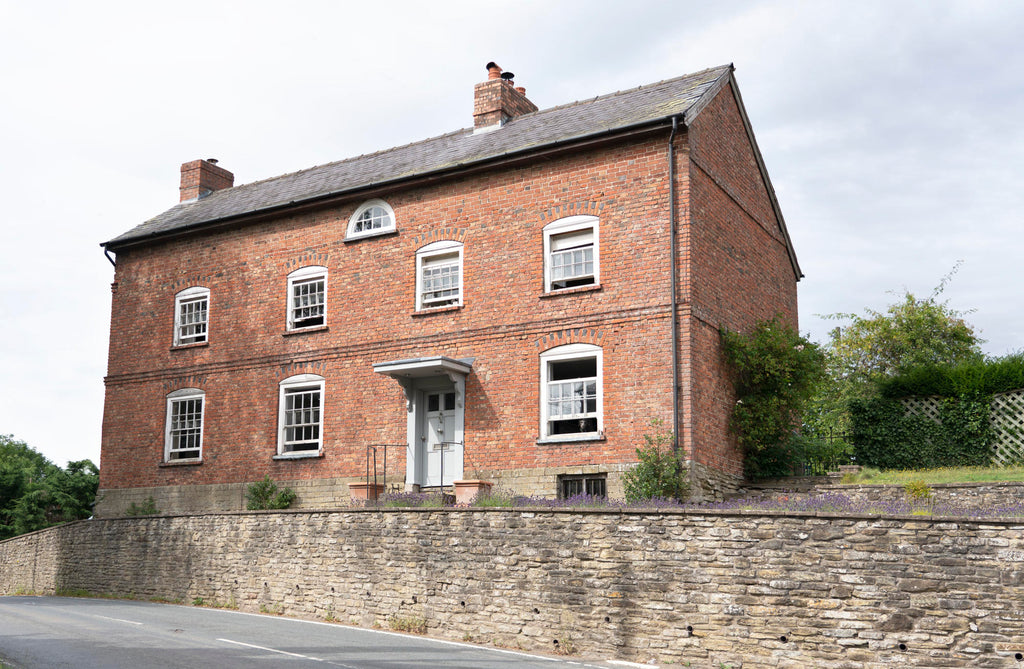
[843,465,1024,485]
[387,614,427,634]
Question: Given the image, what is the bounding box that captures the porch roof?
[372,356,473,379]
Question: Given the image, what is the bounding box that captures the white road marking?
[217,638,324,660]
[93,615,143,626]
[217,638,358,668]
[608,661,658,668]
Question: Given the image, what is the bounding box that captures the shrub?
[904,480,933,502]
[622,419,689,502]
[245,476,297,510]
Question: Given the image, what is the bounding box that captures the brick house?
[98,63,800,516]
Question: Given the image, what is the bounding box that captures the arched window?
[542,215,599,292]
[173,286,209,346]
[277,374,325,455]
[286,266,327,330]
[415,240,463,310]
[346,199,396,239]
[165,388,205,461]
[539,343,603,441]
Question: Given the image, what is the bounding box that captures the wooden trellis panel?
[901,396,942,423]
[901,390,1024,466]
[991,389,1024,466]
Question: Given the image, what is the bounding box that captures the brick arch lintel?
[284,252,330,271]
[277,360,327,378]
[412,228,467,247]
[167,275,212,291]
[539,200,605,223]
[534,328,604,351]
[162,375,208,392]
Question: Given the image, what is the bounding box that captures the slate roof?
[104,65,735,249]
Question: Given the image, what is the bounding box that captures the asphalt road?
[0,597,638,669]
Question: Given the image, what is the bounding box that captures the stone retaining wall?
[750,480,1024,511]
[2,508,1023,667]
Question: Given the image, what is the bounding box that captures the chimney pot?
[473,62,538,131]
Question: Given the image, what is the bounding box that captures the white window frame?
[415,240,463,310]
[286,266,327,331]
[543,215,599,292]
[173,286,210,346]
[346,199,396,240]
[277,374,325,456]
[164,388,205,462]
[539,343,604,441]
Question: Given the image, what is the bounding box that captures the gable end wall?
[684,81,799,488]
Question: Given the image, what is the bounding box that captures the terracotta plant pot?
[453,480,492,505]
[349,482,384,503]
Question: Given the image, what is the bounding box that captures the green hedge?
[850,394,993,470]
[849,355,1023,470]
[880,353,1024,398]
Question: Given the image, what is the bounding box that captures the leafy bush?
[245,476,297,510]
[721,316,825,479]
[622,419,689,501]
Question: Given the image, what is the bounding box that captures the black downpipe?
[103,247,116,267]
[668,117,680,453]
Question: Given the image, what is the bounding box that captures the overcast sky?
[1,0,1021,467]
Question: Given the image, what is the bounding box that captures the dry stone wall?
[2,508,1023,667]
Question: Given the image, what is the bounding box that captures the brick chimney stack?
[473,62,538,131]
[179,158,234,202]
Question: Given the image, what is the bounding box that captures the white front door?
[422,390,463,487]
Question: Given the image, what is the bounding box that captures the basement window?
[558,473,607,499]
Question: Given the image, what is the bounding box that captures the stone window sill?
[282,325,329,337]
[344,229,399,244]
[170,341,209,351]
[272,451,324,461]
[159,459,203,468]
[537,434,606,445]
[412,305,464,317]
[540,284,602,299]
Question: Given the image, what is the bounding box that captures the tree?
[807,268,984,439]
[0,435,99,540]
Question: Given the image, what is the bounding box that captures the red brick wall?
[682,81,800,477]
[101,139,679,491]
